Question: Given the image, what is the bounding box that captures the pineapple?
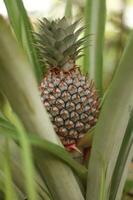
[37,17,99,151]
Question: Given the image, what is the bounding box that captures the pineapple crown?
[36,17,87,70]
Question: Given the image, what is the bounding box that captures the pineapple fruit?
[37,17,99,153]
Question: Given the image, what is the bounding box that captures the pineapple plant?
[0,0,133,200]
[37,17,100,151]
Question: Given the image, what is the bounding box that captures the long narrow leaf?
[11,115,37,200]
[0,134,52,200]
[3,140,17,200]
[83,0,106,96]
[109,110,133,200]
[0,151,26,200]
[65,0,72,18]
[0,117,87,179]
[86,30,133,200]
[4,0,42,82]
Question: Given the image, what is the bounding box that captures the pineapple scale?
[40,67,99,147]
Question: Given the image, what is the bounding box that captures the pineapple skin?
[40,66,99,147]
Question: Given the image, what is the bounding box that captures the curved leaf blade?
[3,0,42,82]
[84,0,106,96]
[0,117,87,180]
[86,30,133,200]
[109,110,133,200]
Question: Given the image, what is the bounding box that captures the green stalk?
[0,16,84,200]
[84,0,106,96]
[86,30,133,200]
[65,0,72,18]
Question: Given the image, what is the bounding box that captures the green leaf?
[109,110,133,200]
[65,0,72,18]
[3,0,42,82]
[0,151,26,200]
[0,15,56,143]
[83,0,106,96]
[86,30,133,200]
[11,115,37,200]
[0,117,87,180]
[0,130,52,200]
[0,91,14,124]
[3,140,18,200]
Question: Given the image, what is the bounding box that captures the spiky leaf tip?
[36,17,87,69]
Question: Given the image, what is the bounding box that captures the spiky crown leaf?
[36,17,86,69]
